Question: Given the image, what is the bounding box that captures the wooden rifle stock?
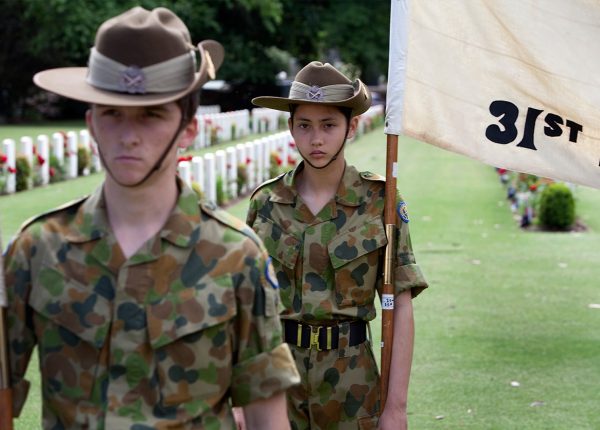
[0,233,14,430]
[380,134,398,412]
[0,309,14,430]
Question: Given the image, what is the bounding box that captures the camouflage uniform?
[247,162,428,430]
[4,179,300,429]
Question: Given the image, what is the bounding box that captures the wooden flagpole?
[380,133,398,411]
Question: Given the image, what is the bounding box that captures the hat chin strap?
[97,117,186,188]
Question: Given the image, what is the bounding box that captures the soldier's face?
[86,103,197,186]
[289,104,358,168]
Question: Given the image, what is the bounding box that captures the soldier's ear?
[85,108,96,141]
[346,116,359,140]
[177,116,198,149]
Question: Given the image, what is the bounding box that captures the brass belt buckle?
[310,326,321,351]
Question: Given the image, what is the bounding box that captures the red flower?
[177,155,193,164]
[37,154,45,166]
[288,141,296,149]
[529,184,537,192]
[287,155,296,166]
[498,168,507,175]
[245,157,252,165]
[276,156,283,166]
[49,167,56,177]
[32,146,37,155]
[0,154,7,164]
[7,167,16,174]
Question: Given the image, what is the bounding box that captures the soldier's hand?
[232,406,247,430]
[378,407,407,430]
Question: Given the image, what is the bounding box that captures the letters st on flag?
[385,0,600,190]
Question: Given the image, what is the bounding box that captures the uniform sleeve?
[3,230,35,416]
[394,196,428,298]
[245,195,259,228]
[230,242,299,406]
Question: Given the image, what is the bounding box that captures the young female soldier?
[246,62,428,430]
[3,7,299,429]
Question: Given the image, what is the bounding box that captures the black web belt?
[282,319,367,350]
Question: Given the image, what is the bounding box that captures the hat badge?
[119,66,147,94]
[307,85,324,101]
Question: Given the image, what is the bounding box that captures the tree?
[0,0,390,122]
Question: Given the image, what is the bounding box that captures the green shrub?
[16,156,31,192]
[216,175,226,206]
[237,163,248,194]
[49,154,66,183]
[77,145,91,176]
[538,183,575,229]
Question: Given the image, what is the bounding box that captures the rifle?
[0,233,14,430]
[380,134,398,411]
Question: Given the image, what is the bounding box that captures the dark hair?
[177,90,200,125]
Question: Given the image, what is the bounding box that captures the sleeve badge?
[397,201,410,223]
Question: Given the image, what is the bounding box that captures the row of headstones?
[178,130,295,203]
[194,108,286,149]
[1,105,382,195]
[178,104,385,203]
[1,130,101,193]
[356,105,384,135]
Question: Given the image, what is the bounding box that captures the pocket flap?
[147,274,237,349]
[328,216,387,269]
[29,265,111,348]
[255,217,301,269]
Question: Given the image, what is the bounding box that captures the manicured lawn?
[2,126,600,429]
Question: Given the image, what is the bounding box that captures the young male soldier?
[2,7,299,429]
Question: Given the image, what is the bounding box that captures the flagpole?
[0,232,14,430]
[380,133,398,412]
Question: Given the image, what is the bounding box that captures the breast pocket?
[254,217,301,310]
[29,265,110,401]
[147,274,237,408]
[328,217,387,308]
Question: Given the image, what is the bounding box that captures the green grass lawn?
[2,126,600,429]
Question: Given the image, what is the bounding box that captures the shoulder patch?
[250,171,287,200]
[265,256,278,289]
[360,171,385,182]
[397,200,409,223]
[18,195,89,234]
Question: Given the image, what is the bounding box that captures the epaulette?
[360,171,385,182]
[199,201,264,249]
[249,171,287,200]
[17,195,89,234]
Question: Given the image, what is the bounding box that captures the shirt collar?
[267,161,363,208]
[65,178,201,248]
[335,164,364,207]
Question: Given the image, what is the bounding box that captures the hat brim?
[252,80,372,116]
[33,40,224,107]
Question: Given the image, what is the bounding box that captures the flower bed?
[496,168,584,231]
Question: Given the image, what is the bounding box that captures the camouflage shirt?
[4,180,300,429]
[247,162,428,323]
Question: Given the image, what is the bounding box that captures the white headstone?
[2,139,16,193]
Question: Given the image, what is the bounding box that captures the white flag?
[385,0,600,190]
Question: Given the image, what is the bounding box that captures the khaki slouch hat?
[252,61,371,116]
[34,6,224,106]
